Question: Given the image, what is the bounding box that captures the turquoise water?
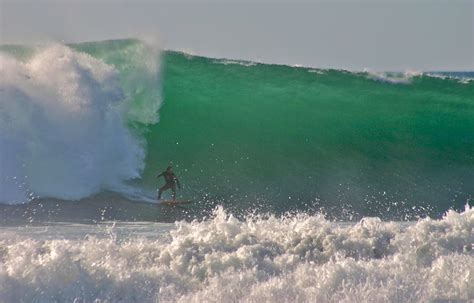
[1,39,473,220]
[148,51,474,218]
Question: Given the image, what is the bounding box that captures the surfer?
[157,166,181,200]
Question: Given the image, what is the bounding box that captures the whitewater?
[1,39,473,302]
[1,206,472,302]
[0,41,162,205]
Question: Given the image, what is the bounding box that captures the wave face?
[1,206,472,302]
[1,39,473,219]
[142,51,473,219]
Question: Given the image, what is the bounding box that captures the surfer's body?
[157,166,181,200]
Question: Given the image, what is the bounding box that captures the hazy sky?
[1,0,473,70]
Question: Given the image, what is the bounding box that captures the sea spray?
[71,39,162,125]
[0,205,472,302]
[0,43,154,203]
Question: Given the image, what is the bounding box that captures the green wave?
[3,39,473,219]
[150,49,473,218]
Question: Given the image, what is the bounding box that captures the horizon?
[1,0,472,71]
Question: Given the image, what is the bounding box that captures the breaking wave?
[0,40,160,204]
[1,39,473,220]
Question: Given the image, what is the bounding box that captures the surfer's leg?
[157,188,162,199]
[171,185,177,200]
[158,184,170,199]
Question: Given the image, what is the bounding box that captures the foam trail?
[0,205,472,302]
[0,45,146,204]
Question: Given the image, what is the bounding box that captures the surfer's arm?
[156,172,163,178]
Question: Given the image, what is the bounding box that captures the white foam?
[213,59,256,67]
[424,72,474,84]
[0,45,147,204]
[363,69,423,84]
[0,205,472,302]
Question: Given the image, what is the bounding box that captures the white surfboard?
[140,197,158,204]
[158,199,193,205]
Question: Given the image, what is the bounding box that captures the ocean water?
[0,39,473,302]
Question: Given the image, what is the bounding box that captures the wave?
[0,205,472,302]
[146,50,473,219]
[174,49,474,84]
[1,39,473,220]
[0,40,160,204]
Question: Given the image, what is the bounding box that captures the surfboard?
[138,196,158,204]
[158,199,193,205]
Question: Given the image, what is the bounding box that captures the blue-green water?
[1,39,473,221]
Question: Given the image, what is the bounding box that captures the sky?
[1,0,473,71]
